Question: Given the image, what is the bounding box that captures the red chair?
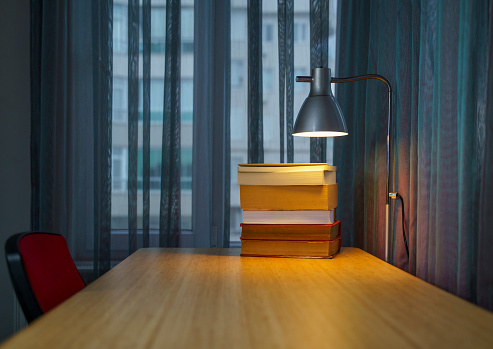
[5,232,86,323]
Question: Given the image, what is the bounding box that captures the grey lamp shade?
[293,68,348,137]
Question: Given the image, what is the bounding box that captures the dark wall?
[0,0,31,341]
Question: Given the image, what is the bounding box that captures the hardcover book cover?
[240,237,341,258]
[238,163,336,186]
[240,221,341,241]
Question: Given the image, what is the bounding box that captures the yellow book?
[238,163,336,186]
[240,184,338,210]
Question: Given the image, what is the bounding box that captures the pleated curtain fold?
[335,0,493,311]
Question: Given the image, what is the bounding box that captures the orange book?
[240,184,338,211]
[240,237,341,258]
[240,221,341,241]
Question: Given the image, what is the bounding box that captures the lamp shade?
[293,68,348,137]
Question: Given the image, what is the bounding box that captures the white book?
[242,210,335,224]
[238,163,336,186]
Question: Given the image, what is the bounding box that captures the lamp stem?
[332,74,394,263]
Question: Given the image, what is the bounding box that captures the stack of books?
[238,163,341,258]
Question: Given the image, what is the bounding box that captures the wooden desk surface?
[2,247,493,348]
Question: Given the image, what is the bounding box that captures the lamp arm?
[331,74,393,205]
[331,74,394,262]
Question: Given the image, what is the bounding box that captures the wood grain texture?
[2,248,493,348]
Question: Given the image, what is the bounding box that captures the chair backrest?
[5,232,86,323]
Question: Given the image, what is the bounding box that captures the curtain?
[277,0,294,163]
[274,0,332,164]
[31,0,183,282]
[335,0,493,310]
[92,0,113,277]
[31,0,111,281]
[309,0,329,163]
[248,0,263,164]
[160,0,181,248]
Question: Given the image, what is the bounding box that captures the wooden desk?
[2,248,493,348]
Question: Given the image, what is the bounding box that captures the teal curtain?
[277,0,294,163]
[31,0,112,280]
[275,0,330,164]
[159,0,181,247]
[248,0,264,164]
[335,0,493,310]
[31,0,183,283]
[309,0,329,163]
[92,0,113,277]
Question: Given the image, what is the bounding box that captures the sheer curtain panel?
[335,0,493,310]
[31,0,113,281]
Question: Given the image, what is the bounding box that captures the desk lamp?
[293,67,395,262]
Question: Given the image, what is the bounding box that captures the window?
[113,78,127,122]
[137,148,162,190]
[138,79,165,122]
[263,69,274,93]
[262,22,274,43]
[181,79,193,123]
[112,147,127,192]
[294,20,308,43]
[135,148,192,191]
[114,4,128,53]
[231,108,245,141]
[138,7,166,53]
[111,1,194,239]
[181,148,192,190]
[151,7,166,52]
[231,9,247,41]
[182,8,194,53]
[231,60,244,88]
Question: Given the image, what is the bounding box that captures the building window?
[231,9,247,42]
[114,4,128,53]
[135,148,193,191]
[231,60,244,88]
[137,148,162,190]
[231,108,245,141]
[263,22,274,43]
[263,69,274,93]
[138,79,165,122]
[151,7,166,52]
[113,78,128,122]
[181,79,193,123]
[181,148,192,190]
[112,147,127,192]
[294,20,308,43]
[138,7,166,53]
[182,8,194,53]
[110,1,195,240]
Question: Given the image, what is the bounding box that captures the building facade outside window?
[111,0,194,237]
